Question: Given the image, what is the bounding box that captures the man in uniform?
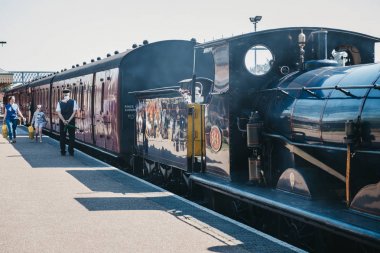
[56,88,78,156]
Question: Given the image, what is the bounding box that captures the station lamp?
[249,16,262,32]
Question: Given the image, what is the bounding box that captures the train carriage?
[10,39,214,157]
[49,55,126,153]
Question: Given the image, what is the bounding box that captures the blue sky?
[0,0,379,71]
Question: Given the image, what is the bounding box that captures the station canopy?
[0,68,13,88]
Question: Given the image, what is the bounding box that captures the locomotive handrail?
[258,84,380,99]
[128,86,181,94]
[128,88,182,99]
[334,86,358,98]
[236,117,248,132]
[264,84,380,92]
[304,89,320,98]
[279,89,289,96]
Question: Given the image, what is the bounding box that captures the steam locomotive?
[5,27,380,250]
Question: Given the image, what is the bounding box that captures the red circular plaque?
[210,125,222,152]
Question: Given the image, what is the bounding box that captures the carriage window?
[74,86,78,101]
[52,89,56,110]
[45,89,47,107]
[101,81,105,113]
[80,86,84,110]
[245,45,274,76]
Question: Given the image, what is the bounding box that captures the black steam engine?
[186,27,380,250]
[131,27,380,250]
[191,28,380,251]
[5,27,380,251]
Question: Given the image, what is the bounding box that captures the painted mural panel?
[136,97,188,168]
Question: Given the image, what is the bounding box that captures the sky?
[0,0,379,72]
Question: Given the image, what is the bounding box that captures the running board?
[190,173,380,249]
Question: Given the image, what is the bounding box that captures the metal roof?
[195,27,380,49]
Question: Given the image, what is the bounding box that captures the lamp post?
[249,16,262,32]
[249,16,262,74]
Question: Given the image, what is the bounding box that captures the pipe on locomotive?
[345,120,358,206]
[298,29,306,68]
[311,30,328,60]
[191,39,199,172]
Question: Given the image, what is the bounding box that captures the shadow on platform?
[75,197,165,211]
[208,245,252,253]
[69,170,297,253]
[67,170,154,194]
[2,131,107,169]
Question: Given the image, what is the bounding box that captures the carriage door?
[81,74,93,144]
[94,71,106,149]
[72,82,85,142]
[104,69,119,152]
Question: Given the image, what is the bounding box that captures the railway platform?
[0,124,305,253]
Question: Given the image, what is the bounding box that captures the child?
[31,104,47,142]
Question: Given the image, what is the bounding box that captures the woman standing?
[3,96,26,143]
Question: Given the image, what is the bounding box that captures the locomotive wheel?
[350,181,380,217]
[278,215,315,251]
[230,199,250,224]
[159,164,173,187]
[202,188,216,210]
[248,205,277,235]
[132,156,144,177]
[143,159,155,179]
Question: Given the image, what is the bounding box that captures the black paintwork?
[191,27,380,243]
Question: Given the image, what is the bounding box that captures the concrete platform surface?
[0,126,305,253]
